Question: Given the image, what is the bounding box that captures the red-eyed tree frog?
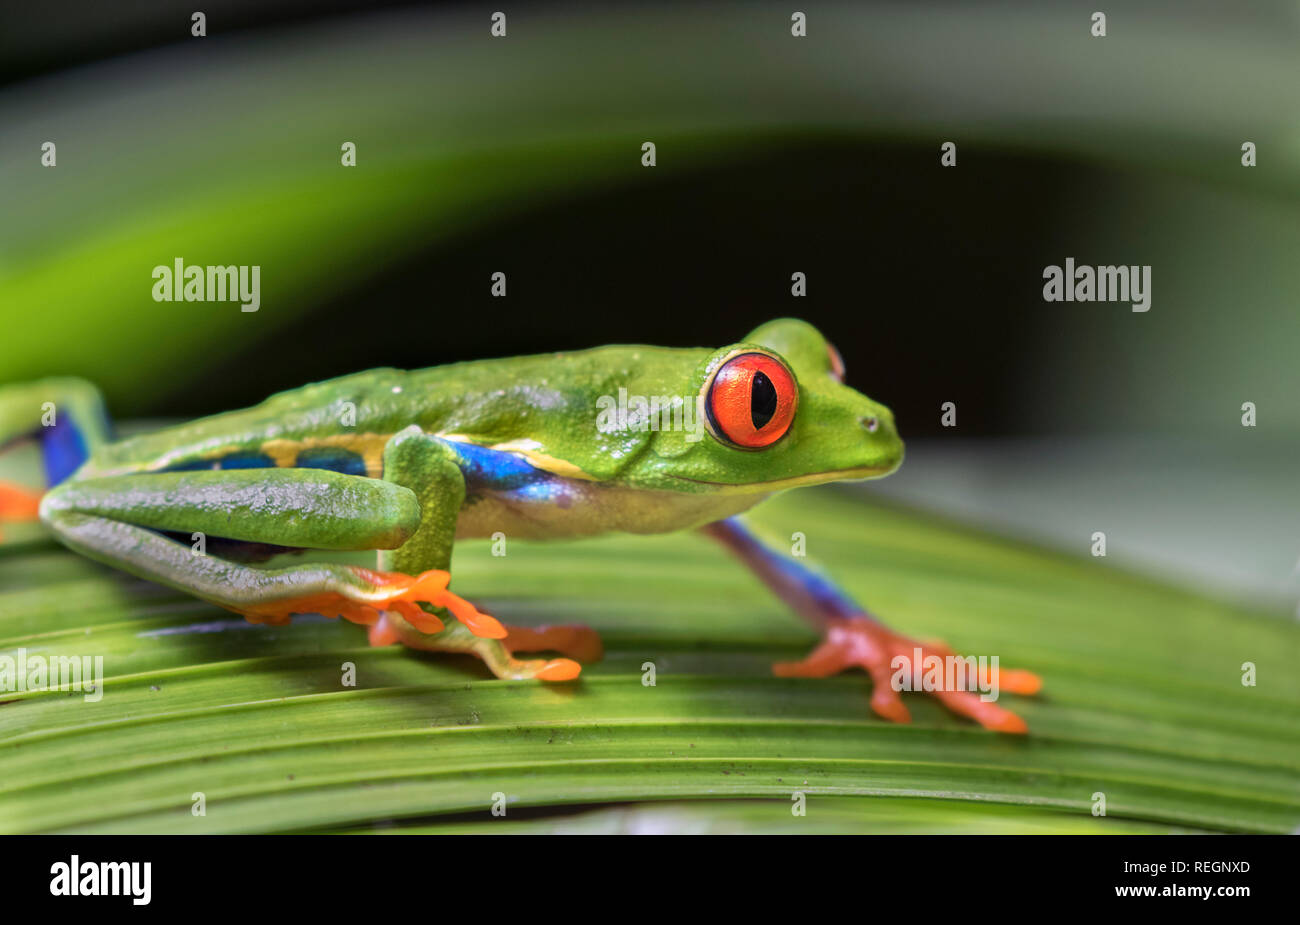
[0,319,1040,731]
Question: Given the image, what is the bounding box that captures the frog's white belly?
[454,475,767,540]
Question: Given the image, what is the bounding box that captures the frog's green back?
[78,345,708,482]
[77,319,903,499]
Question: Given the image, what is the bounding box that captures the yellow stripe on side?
[258,433,393,478]
[439,434,598,482]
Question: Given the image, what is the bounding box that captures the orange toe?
[933,687,1032,734]
[438,593,507,639]
[339,604,382,626]
[388,599,445,634]
[869,688,912,725]
[535,658,582,682]
[990,712,1029,735]
[996,669,1044,696]
[504,625,604,662]
[368,615,401,647]
[402,569,453,599]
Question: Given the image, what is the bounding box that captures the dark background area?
[3,0,1296,451]
[0,2,1071,436]
[204,137,1073,436]
[0,5,1073,436]
[0,0,427,87]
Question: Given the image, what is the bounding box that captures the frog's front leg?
[365,426,596,682]
[701,517,1042,733]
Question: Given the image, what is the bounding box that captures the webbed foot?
[775,617,1042,733]
[369,615,602,683]
[236,567,505,639]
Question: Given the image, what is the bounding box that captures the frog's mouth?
[665,464,896,492]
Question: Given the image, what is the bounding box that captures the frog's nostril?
[861,416,879,433]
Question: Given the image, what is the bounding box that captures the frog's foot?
[502,623,604,664]
[0,481,43,541]
[236,567,507,639]
[774,617,1042,734]
[368,614,589,682]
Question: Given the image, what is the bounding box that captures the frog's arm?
[701,517,1042,733]
[367,427,597,679]
[37,426,590,681]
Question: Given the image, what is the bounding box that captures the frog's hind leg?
[0,378,110,541]
[501,623,604,663]
[37,467,502,638]
[701,516,1042,733]
[369,618,587,680]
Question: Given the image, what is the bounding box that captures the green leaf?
[1,485,1296,834]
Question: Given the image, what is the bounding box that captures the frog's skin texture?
[0,320,1040,730]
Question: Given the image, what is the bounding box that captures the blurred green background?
[1,1,1298,833]
[2,0,1297,608]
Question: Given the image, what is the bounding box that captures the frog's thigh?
[0,377,109,452]
[39,469,426,622]
[42,468,421,550]
[0,378,110,525]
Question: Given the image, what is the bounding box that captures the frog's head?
[629,318,904,494]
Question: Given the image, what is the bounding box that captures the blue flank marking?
[213,452,276,469]
[443,439,554,496]
[40,413,88,486]
[295,447,368,477]
[153,439,559,501]
[163,452,276,472]
[161,460,215,471]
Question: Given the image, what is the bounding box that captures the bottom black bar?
[3,834,1281,911]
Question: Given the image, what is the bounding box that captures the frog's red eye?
[705,352,798,448]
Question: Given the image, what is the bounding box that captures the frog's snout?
[859,410,904,474]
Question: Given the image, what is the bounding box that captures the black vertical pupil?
[750,371,778,430]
